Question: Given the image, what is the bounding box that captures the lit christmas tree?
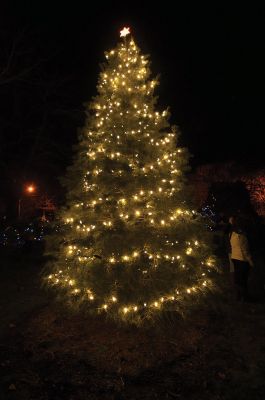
[45,28,218,324]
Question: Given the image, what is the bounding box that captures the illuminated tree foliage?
[45,30,218,324]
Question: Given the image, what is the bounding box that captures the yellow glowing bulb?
[112,296,117,302]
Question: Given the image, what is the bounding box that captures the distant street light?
[18,184,37,219]
[26,185,36,194]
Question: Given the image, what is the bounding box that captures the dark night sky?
[1,2,265,199]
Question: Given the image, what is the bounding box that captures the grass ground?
[1,245,265,400]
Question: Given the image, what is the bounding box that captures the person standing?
[229,216,254,301]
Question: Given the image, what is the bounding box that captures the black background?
[1,2,265,200]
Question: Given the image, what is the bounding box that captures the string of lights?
[44,28,218,323]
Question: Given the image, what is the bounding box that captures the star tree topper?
[120,27,130,37]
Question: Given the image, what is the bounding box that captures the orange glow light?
[26,185,36,194]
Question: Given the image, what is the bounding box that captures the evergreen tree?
[45,28,218,324]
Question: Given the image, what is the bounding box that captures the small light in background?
[25,185,36,194]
